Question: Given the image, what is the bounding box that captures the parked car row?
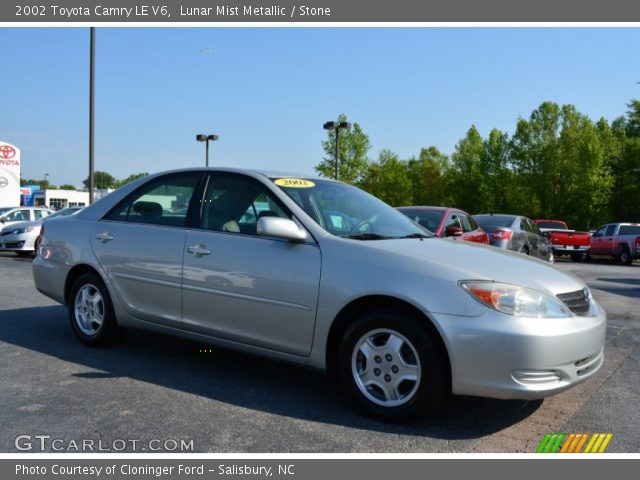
[32,168,607,421]
[397,206,639,266]
[0,206,83,256]
[397,207,554,263]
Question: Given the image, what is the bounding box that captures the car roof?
[143,166,329,182]
[397,206,455,213]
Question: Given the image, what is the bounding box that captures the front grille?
[557,289,591,315]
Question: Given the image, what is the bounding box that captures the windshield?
[272,178,430,239]
[397,209,443,233]
[474,214,515,229]
[0,207,16,215]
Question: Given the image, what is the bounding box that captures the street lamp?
[44,173,50,189]
[323,121,351,180]
[196,134,219,167]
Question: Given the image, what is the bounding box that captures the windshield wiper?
[397,232,432,239]
[343,232,392,240]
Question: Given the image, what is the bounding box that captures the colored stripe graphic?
[537,433,612,453]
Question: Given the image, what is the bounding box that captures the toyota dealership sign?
[0,141,20,207]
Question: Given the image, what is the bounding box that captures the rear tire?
[570,253,583,262]
[617,246,633,265]
[336,309,449,421]
[521,246,530,256]
[68,272,125,346]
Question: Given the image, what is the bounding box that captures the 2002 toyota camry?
[33,168,606,420]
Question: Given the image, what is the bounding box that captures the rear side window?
[520,218,533,233]
[34,210,49,220]
[619,225,640,235]
[105,172,201,227]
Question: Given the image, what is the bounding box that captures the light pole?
[89,27,95,204]
[323,121,351,180]
[44,173,50,189]
[196,134,219,167]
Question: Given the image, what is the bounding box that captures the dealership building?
[0,141,21,208]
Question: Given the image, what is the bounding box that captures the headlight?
[459,281,572,318]
[11,226,34,234]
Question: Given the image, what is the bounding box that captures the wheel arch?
[325,295,452,384]
[64,264,104,306]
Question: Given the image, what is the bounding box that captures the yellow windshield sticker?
[274,178,315,188]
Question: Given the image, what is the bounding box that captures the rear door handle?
[96,232,114,241]
[187,244,211,256]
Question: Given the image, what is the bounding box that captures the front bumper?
[432,302,607,400]
[0,233,31,251]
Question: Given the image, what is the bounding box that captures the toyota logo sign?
[0,145,16,159]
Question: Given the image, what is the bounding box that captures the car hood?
[361,237,585,296]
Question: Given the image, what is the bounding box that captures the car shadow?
[0,305,542,440]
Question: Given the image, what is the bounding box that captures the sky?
[1,27,639,187]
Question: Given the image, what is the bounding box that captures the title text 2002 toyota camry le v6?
[33,168,606,420]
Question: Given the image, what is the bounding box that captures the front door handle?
[96,232,114,241]
[187,244,211,256]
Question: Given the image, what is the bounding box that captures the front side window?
[105,172,201,227]
[273,178,429,240]
[201,174,289,236]
[605,225,616,237]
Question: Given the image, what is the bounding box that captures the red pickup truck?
[535,220,591,262]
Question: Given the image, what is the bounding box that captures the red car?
[397,206,490,244]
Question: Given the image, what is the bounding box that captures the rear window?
[619,225,640,235]
[473,215,515,228]
[537,221,566,229]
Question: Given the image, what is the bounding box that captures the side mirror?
[0,217,5,223]
[445,226,463,237]
[257,216,307,242]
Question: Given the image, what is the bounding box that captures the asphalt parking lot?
[0,252,638,453]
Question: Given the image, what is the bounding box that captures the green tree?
[444,126,485,213]
[360,150,412,206]
[58,184,77,190]
[406,147,449,206]
[511,102,614,229]
[83,171,117,190]
[116,172,149,188]
[315,114,371,184]
[609,101,640,221]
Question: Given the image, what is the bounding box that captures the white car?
[0,207,82,256]
[0,206,53,228]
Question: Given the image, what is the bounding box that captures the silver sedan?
[33,168,606,420]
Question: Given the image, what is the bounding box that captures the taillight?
[36,224,45,254]
[491,229,513,241]
[635,236,640,247]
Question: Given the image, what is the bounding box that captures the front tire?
[336,310,449,421]
[68,273,125,346]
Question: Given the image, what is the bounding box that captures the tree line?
[20,172,149,191]
[315,101,640,230]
